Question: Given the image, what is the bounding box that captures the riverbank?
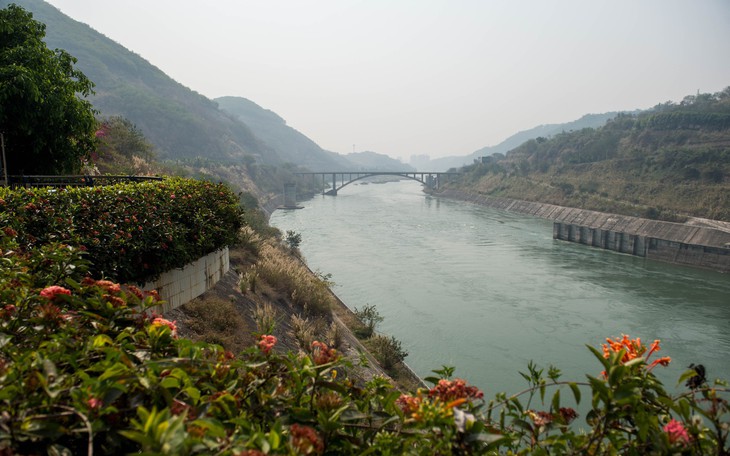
[436,189,730,272]
[166,242,424,391]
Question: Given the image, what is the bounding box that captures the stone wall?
[143,248,230,312]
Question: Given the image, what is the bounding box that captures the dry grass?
[252,302,278,335]
[254,241,335,316]
[180,297,250,353]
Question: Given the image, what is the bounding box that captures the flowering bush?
[0,234,728,454]
[0,177,242,283]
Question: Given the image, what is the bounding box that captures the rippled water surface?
[270,181,730,394]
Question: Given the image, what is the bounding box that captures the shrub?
[368,334,408,371]
[0,177,243,283]
[354,304,384,338]
[1,225,729,454]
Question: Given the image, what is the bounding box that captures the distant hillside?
[215,96,351,171]
[420,112,624,171]
[344,151,415,172]
[444,89,730,221]
[4,0,278,165]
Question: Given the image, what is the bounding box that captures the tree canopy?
[0,3,96,175]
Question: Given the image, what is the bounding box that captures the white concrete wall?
[143,248,229,313]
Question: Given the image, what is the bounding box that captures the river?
[270,180,730,396]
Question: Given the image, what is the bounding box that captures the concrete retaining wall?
[439,190,730,272]
[143,248,230,312]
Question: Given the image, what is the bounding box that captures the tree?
[0,4,97,175]
[285,230,302,250]
[353,304,384,337]
[94,116,156,173]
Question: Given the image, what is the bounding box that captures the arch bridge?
[295,171,460,195]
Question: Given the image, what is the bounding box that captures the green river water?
[270,180,730,396]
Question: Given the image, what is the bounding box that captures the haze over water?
[270,180,730,395]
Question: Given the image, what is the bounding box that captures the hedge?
[0,177,242,283]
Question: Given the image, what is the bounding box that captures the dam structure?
[438,190,730,273]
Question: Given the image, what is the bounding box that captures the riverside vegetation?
[445,87,730,222]
[1,179,729,455]
[2,4,729,453]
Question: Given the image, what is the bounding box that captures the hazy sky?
[44,0,730,161]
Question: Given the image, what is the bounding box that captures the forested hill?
[4,0,364,174]
[215,96,351,170]
[426,112,626,171]
[3,0,281,165]
[444,88,730,222]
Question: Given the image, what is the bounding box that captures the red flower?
[151,317,178,337]
[290,423,324,455]
[395,393,422,415]
[258,334,277,355]
[0,304,16,318]
[95,280,121,294]
[664,419,691,445]
[39,286,72,300]
[428,378,484,403]
[87,397,103,410]
[311,341,338,365]
[127,286,145,300]
[558,407,578,424]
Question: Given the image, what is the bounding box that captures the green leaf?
[569,382,582,404]
[92,334,113,348]
[159,375,180,389]
[268,429,281,450]
[184,386,201,404]
[99,362,130,382]
[551,389,561,411]
[676,368,699,387]
[586,344,610,370]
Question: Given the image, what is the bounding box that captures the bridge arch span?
[295,171,460,196]
[334,172,431,194]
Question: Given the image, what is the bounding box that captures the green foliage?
[285,230,302,251]
[0,233,729,454]
[367,334,408,371]
[93,115,157,174]
[0,4,97,174]
[0,177,242,283]
[353,304,384,338]
[450,87,730,221]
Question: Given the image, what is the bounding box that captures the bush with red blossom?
[0,177,242,283]
[1,198,728,454]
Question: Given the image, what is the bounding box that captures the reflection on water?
[271,181,730,394]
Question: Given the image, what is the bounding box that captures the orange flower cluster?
[151,317,178,338]
[602,334,671,371]
[258,335,277,355]
[311,341,338,365]
[428,378,484,403]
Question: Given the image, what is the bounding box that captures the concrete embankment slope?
[438,190,730,273]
